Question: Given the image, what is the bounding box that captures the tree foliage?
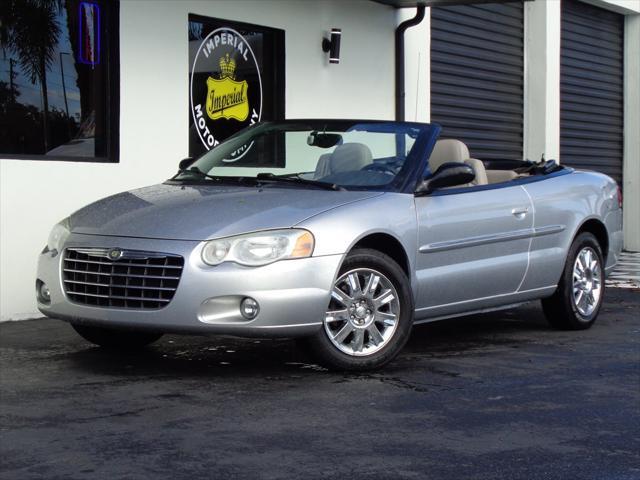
[1,0,64,150]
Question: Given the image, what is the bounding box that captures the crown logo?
[219,54,236,80]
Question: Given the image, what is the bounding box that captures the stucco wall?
[0,0,398,319]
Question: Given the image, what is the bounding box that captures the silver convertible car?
[37,120,623,370]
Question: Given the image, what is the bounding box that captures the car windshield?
[172,120,438,191]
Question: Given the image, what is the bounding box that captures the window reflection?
[0,0,115,159]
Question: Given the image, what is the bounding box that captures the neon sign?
[78,2,101,66]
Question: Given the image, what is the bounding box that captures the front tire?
[542,232,605,330]
[306,248,413,371]
[71,324,163,349]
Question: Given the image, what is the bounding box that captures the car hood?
[70,183,384,241]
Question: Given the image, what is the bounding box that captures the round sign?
[189,27,262,159]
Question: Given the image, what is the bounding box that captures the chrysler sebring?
[37,120,623,370]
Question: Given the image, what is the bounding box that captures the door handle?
[512,207,529,219]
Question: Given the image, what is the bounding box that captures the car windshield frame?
[169,119,441,193]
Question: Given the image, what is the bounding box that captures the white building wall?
[523,0,561,163]
[582,0,640,14]
[0,0,399,320]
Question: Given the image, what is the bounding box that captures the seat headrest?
[429,139,470,173]
[329,143,372,173]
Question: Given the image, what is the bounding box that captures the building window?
[0,0,119,162]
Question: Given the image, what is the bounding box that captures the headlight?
[46,218,71,254]
[202,229,314,266]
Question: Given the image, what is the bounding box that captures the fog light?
[37,280,51,304]
[240,297,259,320]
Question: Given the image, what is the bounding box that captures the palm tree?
[3,0,62,151]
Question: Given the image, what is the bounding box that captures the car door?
[414,184,533,316]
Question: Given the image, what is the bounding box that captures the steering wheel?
[361,163,397,176]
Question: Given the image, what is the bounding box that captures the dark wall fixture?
[322,28,342,64]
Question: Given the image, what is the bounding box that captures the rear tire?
[71,324,163,349]
[305,248,413,371]
[542,232,605,330]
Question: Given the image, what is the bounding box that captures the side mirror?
[179,157,195,171]
[415,162,475,195]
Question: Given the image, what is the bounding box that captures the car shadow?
[407,303,551,353]
[62,302,553,379]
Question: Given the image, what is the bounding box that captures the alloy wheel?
[324,268,400,356]
[572,246,602,317]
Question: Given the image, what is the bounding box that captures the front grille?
[63,248,184,310]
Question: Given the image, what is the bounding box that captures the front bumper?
[37,233,344,337]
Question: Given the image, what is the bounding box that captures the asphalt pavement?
[1,288,639,480]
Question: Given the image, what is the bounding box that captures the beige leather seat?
[485,169,518,183]
[314,143,373,179]
[429,139,488,186]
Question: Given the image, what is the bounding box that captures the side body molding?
[418,225,565,253]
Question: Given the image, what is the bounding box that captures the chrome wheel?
[324,268,400,357]
[572,246,602,317]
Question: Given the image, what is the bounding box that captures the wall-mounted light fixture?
[322,28,341,64]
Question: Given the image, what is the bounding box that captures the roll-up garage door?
[560,0,624,184]
[430,2,524,161]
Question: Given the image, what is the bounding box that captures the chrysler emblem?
[108,248,124,261]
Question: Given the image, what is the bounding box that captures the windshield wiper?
[174,167,259,185]
[173,169,343,190]
[255,173,345,191]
